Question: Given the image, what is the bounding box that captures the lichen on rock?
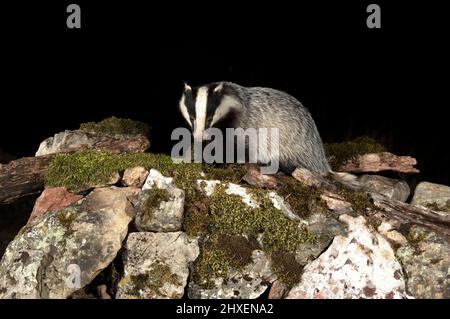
[0,187,134,299]
[134,169,185,232]
[286,214,407,299]
[116,232,199,299]
[395,226,450,298]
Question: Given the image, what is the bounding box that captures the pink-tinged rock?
[340,152,419,174]
[286,214,407,299]
[28,187,83,222]
[320,191,352,212]
[268,280,289,299]
[121,166,149,187]
[97,285,111,299]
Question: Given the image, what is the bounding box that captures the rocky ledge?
[0,119,449,299]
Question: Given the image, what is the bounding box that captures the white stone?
[286,214,407,299]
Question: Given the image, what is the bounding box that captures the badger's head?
[179,82,242,141]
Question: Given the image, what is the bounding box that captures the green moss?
[79,116,150,136]
[55,209,77,231]
[276,180,327,219]
[202,164,248,183]
[339,188,377,214]
[183,192,212,237]
[270,252,303,288]
[325,136,386,171]
[217,235,261,268]
[130,262,179,296]
[44,150,195,192]
[189,185,316,288]
[191,240,230,289]
[139,187,171,225]
[44,147,250,194]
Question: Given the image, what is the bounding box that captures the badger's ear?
[184,83,192,93]
[214,82,224,93]
[214,82,223,93]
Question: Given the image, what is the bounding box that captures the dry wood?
[0,155,53,205]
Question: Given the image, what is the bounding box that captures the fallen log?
[370,192,450,240]
[0,155,53,205]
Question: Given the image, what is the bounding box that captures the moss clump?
[277,180,328,219]
[270,252,303,288]
[217,235,261,268]
[202,164,248,184]
[325,136,386,171]
[45,150,192,192]
[189,185,316,287]
[138,187,171,225]
[45,148,250,194]
[339,188,377,214]
[79,116,150,137]
[130,262,180,296]
[55,209,77,231]
[183,192,212,237]
[191,240,230,289]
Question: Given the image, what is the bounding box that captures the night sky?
[1,1,449,185]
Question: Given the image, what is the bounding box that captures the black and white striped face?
[179,82,240,141]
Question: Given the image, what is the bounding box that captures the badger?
[178,81,332,175]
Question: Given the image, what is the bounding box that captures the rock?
[35,130,150,156]
[359,175,410,202]
[188,250,275,299]
[121,166,149,187]
[320,192,352,213]
[135,169,185,232]
[395,226,450,298]
[411,182,450,212]
[268,280,289,299]
[112,186,141,205]
[96,284,111,299]
[0,187,134,298]
[286,214,407,299]
[292,167,338,191]
[340,152,419,174]
[242,165,288,189]
[116,232,199,299]
[294,212,345,267]
[28,187,83,223]
[380,230,408,246]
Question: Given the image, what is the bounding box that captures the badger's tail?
[328,171,361,191]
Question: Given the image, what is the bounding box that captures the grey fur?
[180,81,331,175]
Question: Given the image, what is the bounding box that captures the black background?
[1,1,449,185]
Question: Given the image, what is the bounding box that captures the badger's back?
[232,85,331,174]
